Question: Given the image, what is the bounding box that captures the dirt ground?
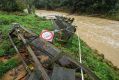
[36,10,119,68]
[1,65,26,80]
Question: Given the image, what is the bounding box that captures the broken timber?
[52,16,76,42]
[9,23,100,80]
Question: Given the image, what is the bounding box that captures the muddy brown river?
[36,10,119,68]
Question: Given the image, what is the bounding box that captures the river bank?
[36,10,119,68]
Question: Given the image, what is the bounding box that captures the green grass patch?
[58,35,119,80]
[0,12,52,56]
[0,57,20,77]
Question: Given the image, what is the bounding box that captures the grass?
[54,35,119,80]
[0,12,52,55]
[0,11,119,80]
[0,56,20,77]
[106,13,119,21]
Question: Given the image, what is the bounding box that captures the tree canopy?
[34,0,119,14]
[0,0,119,14]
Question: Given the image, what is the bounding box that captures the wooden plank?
[31,38,61,58]
[17,32,50,80]
[66,57,100,80]
[53,16,76,41]
[51,67,75,80]
[8,34,31,75]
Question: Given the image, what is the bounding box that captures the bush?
[0,0,26,12]
[0,49,5,57]
[34,0,119,14]
[16,0,26,11]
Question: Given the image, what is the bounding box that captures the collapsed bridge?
[8,16,100,80]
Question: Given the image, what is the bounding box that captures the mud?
[1,65,26,80]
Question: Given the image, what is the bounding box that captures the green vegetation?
[34,0,119,20]
[0,57,20,77]
[0,11,119,79]
[0,49,4,56]
[0,0,119,79]
[0,11,52,77]
[0,12,52,56]
[0,0,35,14]
[0,0,26,12]
[1,0,119,20]
[59,35,119,80]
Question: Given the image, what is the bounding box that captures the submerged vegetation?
[0,11,119,79]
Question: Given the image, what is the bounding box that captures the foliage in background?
[0,0,119,19]
[0,0,35,14]
[24,0,36,14]
[0,0,26,12]
[34,0,119,15]
[0,57,20,77]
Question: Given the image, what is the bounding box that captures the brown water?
[36,10,119,68]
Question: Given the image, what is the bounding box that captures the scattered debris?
[52,16,76,43]
[1,65,26,80]
[8,23,100,80]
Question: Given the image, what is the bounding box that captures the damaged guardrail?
[8,23,100,80]
[52,16,76,43]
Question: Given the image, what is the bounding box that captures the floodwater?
[36,10,119,68]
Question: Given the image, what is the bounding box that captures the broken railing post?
[52,16,76,43]
[16,29,50,80]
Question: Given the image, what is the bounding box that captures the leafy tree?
[0,0,26,12]
[34,0,119,14]
[0,0,18,11]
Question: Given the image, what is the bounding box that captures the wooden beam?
[17,31,50,80]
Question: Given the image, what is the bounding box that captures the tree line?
[0,0,119,14]
[0,0,34,13]
[0,0,24,11]
[34,0,119,14]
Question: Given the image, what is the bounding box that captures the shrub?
[0,49,5,57]
[34,0,119,14]
[0,0,26,12]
